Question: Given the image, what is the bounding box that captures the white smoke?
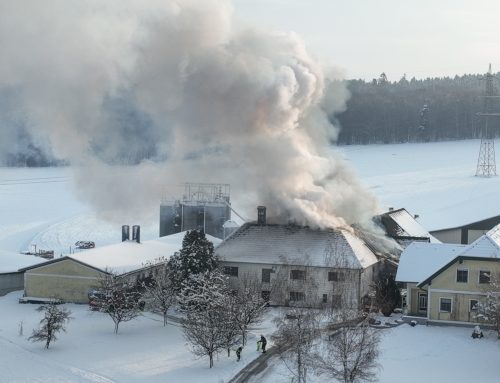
[0,0,379,228]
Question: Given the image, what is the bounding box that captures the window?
[322,294,328,303]
[291,270,306,280]
[479,270,491,284]
[328,271,345,282]
[440,298,452,313]
[289,291,305,302]
[456,269,468,283]
[470,299,478,312]
[418,293,427,311]
[223,266,238,277]
[262,268,272,283]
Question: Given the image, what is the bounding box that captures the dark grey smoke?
[0,0,380,228]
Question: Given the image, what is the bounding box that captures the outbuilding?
[19,232,221,303]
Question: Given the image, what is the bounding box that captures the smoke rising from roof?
[0,0,379,228]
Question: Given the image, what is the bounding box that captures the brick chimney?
[257,206,266,225]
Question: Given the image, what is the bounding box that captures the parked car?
[75,241,95,249]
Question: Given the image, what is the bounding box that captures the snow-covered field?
[0,167,157,254]
[340,139,500,231]
[250,322,500,383]
[0,291,267,383]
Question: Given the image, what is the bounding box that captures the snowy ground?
[250,322,500,383]
[0,167,157,255]
[340,139,500,231]
[0,291,272,383]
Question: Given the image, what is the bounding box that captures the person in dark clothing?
[236,346,242,361]
[260,335,267,353]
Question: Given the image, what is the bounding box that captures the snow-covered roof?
[215,223,378,269]
[68,231,222,275]
[381,208,440,243]
[397,224,500,285]
[396,242,466,283]
[459,224,500,258]
[0,250,46,273]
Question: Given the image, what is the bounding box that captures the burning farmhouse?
[216,206,404,309]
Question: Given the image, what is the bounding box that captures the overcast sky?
[233,0,500,81]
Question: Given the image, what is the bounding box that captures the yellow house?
[397,225,500,324]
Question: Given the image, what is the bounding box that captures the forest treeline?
[335,72,499,145]
[3,72,499,166]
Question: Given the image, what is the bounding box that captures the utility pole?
[476,64,499,177]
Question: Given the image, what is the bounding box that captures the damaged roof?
[215,223,379,269]
[379,208,440,244]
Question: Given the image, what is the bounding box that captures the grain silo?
[159,183,231,240]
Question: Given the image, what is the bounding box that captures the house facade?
[221,259,374,308]
[216,217,382,309]
[397,225,500,324]
[419,257,500,323]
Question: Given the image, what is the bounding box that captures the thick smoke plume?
[0,0,379,228]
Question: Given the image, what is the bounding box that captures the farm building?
[0,250,45,296]
[396,224,500,324]
[19,231,222,303]
[216,208,386,308]
[377,208,440,247]
[430,214,500,244]
[160,183,231,240]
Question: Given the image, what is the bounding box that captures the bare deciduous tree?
[29,302,72,349]
[143,264,176,326]
[96,273,143,334]
[273,307,321,383]
[232,274,268,346]
[180,270,238,368]
[316,318,380,383]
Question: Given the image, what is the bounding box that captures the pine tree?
[168,230,218,292]
[373,274,401,317]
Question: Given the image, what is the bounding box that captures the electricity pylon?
[476,64,499,177]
